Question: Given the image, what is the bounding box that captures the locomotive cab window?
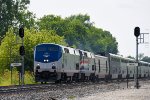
[36,47,46,52]
[48,46,59,51]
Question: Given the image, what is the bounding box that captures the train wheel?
[55,80,61,84]
[96,76,99,82]
[90,74,96,82]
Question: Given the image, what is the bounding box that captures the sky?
[28,0,150,57]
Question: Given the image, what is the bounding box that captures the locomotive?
[34,43,150,83]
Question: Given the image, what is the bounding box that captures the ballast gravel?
[0,80,150,100]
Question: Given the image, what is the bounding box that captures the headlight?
[52,66,56,69]
[36,66,40,69]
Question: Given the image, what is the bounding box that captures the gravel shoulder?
[80,84,150,100]
[0,79,150,100]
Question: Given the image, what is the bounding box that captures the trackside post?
[134,27,140,89]
[19,26,25,85]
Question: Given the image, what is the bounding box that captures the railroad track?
[0,82,97,94]
[0,82,88,93]
[0,84,58,100]
[0,79,150,100]
[0,84,56,93]
[0,78,148,94]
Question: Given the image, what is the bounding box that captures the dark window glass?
[48,46,59,51]
[106,61,108,72]
[99,60,100,73]
[36,47,46,52]
[84,53,87,57]
[64,48,69,53]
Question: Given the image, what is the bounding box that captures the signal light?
[134,27,140,37]
[19,27,24,38]
[19,46,25,56]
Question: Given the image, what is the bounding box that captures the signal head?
[134,27,140,37]
[19,27,24,38]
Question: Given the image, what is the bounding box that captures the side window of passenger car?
[98,60,100,73]
[106,61,108,73]
[79,50,83,60]
[64,48,69,53]
[84,52,87,57]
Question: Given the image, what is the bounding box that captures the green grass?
[0,68,35,86]
[68,96,76,100]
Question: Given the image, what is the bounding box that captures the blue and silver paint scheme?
[34,43,63,82]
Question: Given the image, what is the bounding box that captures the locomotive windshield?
[35,44,62,62]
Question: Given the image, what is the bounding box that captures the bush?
[0,68,35,86]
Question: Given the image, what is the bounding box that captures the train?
[34,43,150,83]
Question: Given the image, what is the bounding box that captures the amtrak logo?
[43,54,50,57]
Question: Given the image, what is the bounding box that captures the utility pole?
[134,27,140,89]
[10,44,12,85]
[134,27,149,89]
[19,26,25,85]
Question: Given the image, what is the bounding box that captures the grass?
[68,96,76,100]
[0,68,35,86]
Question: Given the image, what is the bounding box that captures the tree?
[37,14,118,54]
[0,0,35,37]
[142,56,150,63]
[138,53,144,61]
[141,56,150,63]
[0,28,66,72]
[37,15,64,36]
[127,55,135,59]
